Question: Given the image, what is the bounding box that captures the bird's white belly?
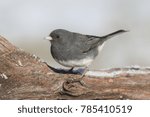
[57,57,94,67]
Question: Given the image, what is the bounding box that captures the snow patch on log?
[86,66,150,78]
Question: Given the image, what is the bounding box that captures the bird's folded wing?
[74,33,104,53]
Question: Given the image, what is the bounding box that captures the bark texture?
[0,35,150,99]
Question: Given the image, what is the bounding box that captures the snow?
[85,66,150,78]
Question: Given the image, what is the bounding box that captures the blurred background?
[0,0,150,69]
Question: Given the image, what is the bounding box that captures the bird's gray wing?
[72,30,127,53]
[73,33,104,53]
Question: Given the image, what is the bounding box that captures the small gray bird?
[45,29,127,76]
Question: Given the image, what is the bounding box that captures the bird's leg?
[81,66,89,78]
[65,67,88,86]
[70,67,89,85]
[73,66,88,86]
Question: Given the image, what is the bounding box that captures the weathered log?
[0,35,150,99]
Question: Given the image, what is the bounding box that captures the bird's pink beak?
[44,36,53,41]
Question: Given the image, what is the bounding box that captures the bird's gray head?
[49,29,72,43]
[45,29,71,43]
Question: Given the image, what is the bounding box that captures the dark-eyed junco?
[45,29,127,77]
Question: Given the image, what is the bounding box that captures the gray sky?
[0,0,150,69]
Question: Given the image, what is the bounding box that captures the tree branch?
[0,35,150,99]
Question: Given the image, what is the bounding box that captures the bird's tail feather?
[101,29,128,41]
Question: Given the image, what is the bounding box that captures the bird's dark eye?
[56,35,60,38]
